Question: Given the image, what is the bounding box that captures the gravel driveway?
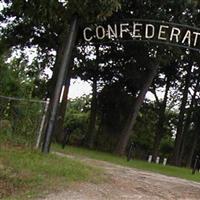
[37,152,200,200]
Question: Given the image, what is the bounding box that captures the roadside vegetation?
[55,145,200,183]
[0,138,101,200]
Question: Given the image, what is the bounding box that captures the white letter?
[107,24,118,39]
[182,30,191,46]
[145,24,155,39]
[193,32,200,46]
[158,25,169,40]
[96,26,105,40]
[120,23,129,38]
[83,27,93,42]
[170,27,181,43]
[133,23,142,38]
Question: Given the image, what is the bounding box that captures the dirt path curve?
[38,152,200,200]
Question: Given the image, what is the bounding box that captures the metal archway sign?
[42,17,200,153]
[82,18,200,52]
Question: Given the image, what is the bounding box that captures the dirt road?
[38,152,200,200]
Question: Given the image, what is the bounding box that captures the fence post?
[35,98,50,149]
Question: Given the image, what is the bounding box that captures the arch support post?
[42,15,79,153]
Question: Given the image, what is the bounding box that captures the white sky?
[68,78,92,99]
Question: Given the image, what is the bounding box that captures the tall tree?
[179,69,200,164]
[150,58,180,161]
[152,75,171,161]
[115,63,158,155]
[172,58,193,165]
[186,107,200,167]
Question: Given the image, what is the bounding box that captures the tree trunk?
[186,123,200,168]
[179,111,192,163]
[88,77,98,148]
[172,63,192,166]
[186,138,197,168]
[114,65,158,155]
[179,77,200,163]
[152,76,170,161]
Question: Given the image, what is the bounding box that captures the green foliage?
[0,0,122,97]
[64,96,90,145]
[67,0,121,22]
[133,103,157,154]
[0,57,47,146]
[0,0,122,55]
[160,136,174,158]
[0,56,47,98]
[0,59,30,97]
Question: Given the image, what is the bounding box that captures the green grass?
[54,144,200,183]
[0,145,101,200]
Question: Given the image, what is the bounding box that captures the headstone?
[163,158,167,166]
[148,155,152,163]
[156,156,160,164]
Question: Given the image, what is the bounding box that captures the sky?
[68,78,92,99]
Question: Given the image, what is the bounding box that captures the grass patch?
[54,144,200,183]
[0,145,101,200]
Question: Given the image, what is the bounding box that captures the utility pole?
[42,15,79,153]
